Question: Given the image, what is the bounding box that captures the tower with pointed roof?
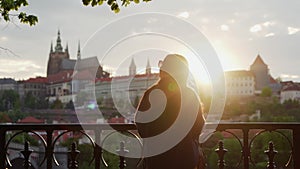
[129,58,136,76]
[77,41,81,60]
[250,54,270,91]
[46,29,110,80]
[55,30,63,52]
[50,41,53,53]
[65,43,69,54]
[146,58,151,75]
[47,30,70,76]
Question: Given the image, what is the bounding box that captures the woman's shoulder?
[144,83,161,94]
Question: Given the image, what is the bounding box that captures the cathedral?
[46,30,109,103]
[46,30,109,78]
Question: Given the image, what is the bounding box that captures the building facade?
[225,70,255,96]
[225,54,281,97]
[280,83,300,103]
[0,78,17,91]
[83,58,159,120]
[18,77,47,100]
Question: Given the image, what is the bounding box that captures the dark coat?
[135,77,205,169]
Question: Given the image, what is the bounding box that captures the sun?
[175,50,212,86]
[189,63,211,86]
[212,39,238,71]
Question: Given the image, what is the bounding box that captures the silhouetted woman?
[135,54,205,169]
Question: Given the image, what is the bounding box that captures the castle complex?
[1,30,300,111]
[225,55,281,96]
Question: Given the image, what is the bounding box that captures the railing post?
[0,130,6,169]
[21,141,33,169]
[46,130,53,169]
[95,129,102,169]
[68,142,80,169]
[243,129,250,169]
[116,141,129,169]
[293,129,300,168]
[215,140,227,169]
[265,141,277,169]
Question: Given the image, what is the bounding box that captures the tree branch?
[0,46,20,57]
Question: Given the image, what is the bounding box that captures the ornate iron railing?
[0,122,299,169]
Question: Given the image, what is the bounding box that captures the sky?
[0,0,300,82]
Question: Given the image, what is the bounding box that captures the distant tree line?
[223,96,300,122]
[0,89,75,122]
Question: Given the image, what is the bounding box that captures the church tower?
[146,58,151,75]
[77,41,81,60]
[250,54,269,91]
[47,30,70,76]
[129,58,136,76]
[55,30,63,52]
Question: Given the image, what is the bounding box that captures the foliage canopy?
[0,0,151,26]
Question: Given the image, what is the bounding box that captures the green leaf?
[113,7,120,13]
[123,1,130,7]
[98,0,104,5]
[27,15,38,26]
[82,0,92,5]
[91,0,97,6]
[110,3,118,10]
[3,13,10,21]
[18,13,38,26]
[2,0,15,11]
[133,0,139,3]
[107,0,114,5]
[14,0,28,10]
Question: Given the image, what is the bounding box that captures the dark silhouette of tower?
[129,58,136,76]
[146,58,151,75]
[250,54,269,91]
[47,30,70,76]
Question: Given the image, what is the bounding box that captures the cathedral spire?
[50,41,53,53]
[146,58,151,75]
[129,57,136,76]
[77,41,81,60]
[55,29,63,52]
[65,42,69,53]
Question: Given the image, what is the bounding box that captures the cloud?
[177,12,190,19]
[262,21,275,27]
[0,58,45,79]
[0,36,8,41]
[229,19,235,23]
[147,17,158,24]
[220,24,229,31]
[250,24,262,33]
[201,17,210,23]
[288,27,300,35]
[280,74,299,79]
[0,59,42,74]
[265,32,275,37]
[249,21,275,34]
